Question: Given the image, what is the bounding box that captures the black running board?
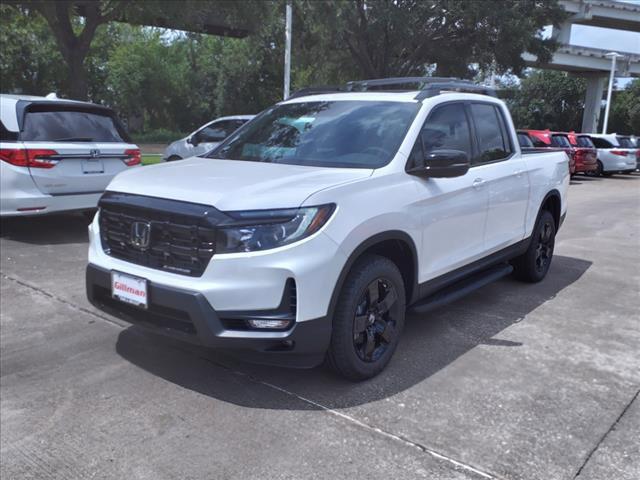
[409,263,513,314]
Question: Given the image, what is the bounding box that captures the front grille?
[99,193,225,277]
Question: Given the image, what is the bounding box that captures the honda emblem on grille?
[130,221,151,250]
[90,149,100,158]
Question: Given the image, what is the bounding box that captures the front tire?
[512,210,556,283]
[326,254,406,381]
[167,155,182,162]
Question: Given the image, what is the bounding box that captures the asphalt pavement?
[1,173,639,480]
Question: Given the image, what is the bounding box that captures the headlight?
[216,204,335,253]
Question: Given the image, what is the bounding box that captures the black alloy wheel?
[534,220,554,274]
[352,278,399,363]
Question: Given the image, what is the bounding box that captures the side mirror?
[188,134,199,146]
[409,149,470,178]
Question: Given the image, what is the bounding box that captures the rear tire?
[595,160,604,177]
[512,210,556,283]
[326,254,406,381]
[585,161,602,177]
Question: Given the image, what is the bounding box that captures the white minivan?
[589,133,637,176]
[0,94,140,217]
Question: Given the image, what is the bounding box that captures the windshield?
[22,108,129,142]
[208,101,420,168]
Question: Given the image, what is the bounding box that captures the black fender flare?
[326,230,419,322]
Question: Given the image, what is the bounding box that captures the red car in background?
[564,132,598,175]
[520,129,576,175]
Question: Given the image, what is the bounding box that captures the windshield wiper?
[53,137,94,142]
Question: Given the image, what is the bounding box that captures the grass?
[142,154,163,166]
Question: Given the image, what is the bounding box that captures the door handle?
[472,178,485,188]
[514,170,525,178]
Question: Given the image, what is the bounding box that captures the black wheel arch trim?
[538,189,562,232]
[326,230,420,322]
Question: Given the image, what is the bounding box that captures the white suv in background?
[0,94,140,217]
[162,115,254,161]
[589,133,637,176]
[87,78,569,380]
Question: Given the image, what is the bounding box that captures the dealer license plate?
[111,270,148,309]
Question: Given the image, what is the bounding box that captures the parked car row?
[1,94,141,217]
[517,129,639,177]
[0,94,250,217]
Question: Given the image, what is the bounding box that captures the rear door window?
[469,103,512,163]
[21,108,128,142]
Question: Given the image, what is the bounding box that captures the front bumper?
[86,264,331,367]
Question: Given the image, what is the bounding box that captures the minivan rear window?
[576,136,595,148]
[551,135,571,148]
[21,108,129,142]
[591,137,614,149]
[617,137,633,148]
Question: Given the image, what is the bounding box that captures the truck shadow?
[116,254,592,410]
[0,213,91,245]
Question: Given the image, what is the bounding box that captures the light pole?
[602,52,622,134]
[283,2,292,100]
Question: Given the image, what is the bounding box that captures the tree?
[292,0,566,81]
[9,0,267,100]
[0,5,66,95]
[605,79,640,134]
[507,70,586,131]
[14,1,122,100]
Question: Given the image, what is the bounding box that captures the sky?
[541,19,639,87]
[570,25,640,55]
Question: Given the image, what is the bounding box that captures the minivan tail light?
[610,150,627,156]
[0,148,59,168]
[123,149,141,166]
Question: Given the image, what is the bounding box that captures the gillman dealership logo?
[130,221,151,250]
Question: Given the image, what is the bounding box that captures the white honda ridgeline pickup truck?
[86,78,569,380]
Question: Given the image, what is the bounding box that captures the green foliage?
[291,0,565,80]
[605,80,640,134]
[507,70,586,131]
[141,154,163,165]
[131,129,187,144]
[0,5,65,95]
[11,0,635,135]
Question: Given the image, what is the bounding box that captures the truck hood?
[106,156,373,211]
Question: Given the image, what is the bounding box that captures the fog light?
[247,319,291,329]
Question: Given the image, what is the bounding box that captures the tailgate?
[27,142,137,195]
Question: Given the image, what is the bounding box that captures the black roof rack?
[288,77,497,101]
[287,85,346,99]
